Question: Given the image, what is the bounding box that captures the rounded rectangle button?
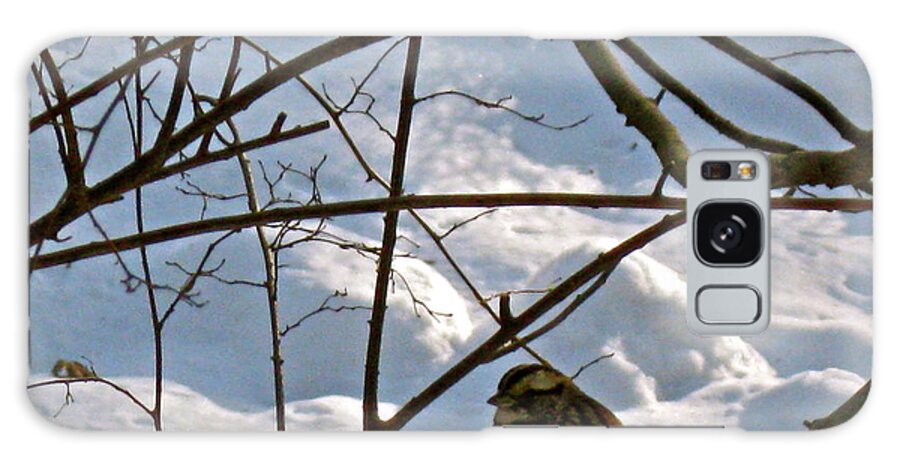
[696,285,761,324]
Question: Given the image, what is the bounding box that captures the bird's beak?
[487,394,499,406]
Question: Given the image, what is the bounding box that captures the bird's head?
[488,364,569,425]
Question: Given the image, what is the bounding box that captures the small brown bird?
[488,364,622,427]
[51,359,96,379]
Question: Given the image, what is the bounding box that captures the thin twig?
[56,37,92,69]
[281,290,373,336]
[439,209,499,239]
[27,378,154,419]
[767,48,855,61]
[415,90,590,130]
[570,353,615,381]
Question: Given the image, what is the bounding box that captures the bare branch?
[415,90,590,130]
[484,288,553,302]
[149,43,194,158]
[40,50,86,190]
[439,208,498,239]
[56,37,92,69]
[29,193,871,271]
[30,36,386,246]
[574,40,690,185]
[128,37,164,430]
[804,380,871,430]
[767,48,855,61]
[392,267,452,321]
[82,74,136,167]
[234,40,555,367]
[214,38,287,430]
[613,38,805,154]
[333,37,410,114]
[281,290,373,336]
[570,353,615,381]
[159,230,239,326]
[30,64,72,198]
[701,37,871,146]
[27,377,155,419]
[381,211,686,430]
[235,38,389,186]
[364,36,421,430]
[487,268,616,363]
[30,37,198,133]
[651,167,671,197]
[769,146,872,189]
[176,179,247,220]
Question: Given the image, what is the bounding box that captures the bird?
[487,363,622,427]
[51,359,96,379]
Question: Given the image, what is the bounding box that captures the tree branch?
[380,212,686,429]
[30,36,198,133]
[414,90,590,130]
[364,36,421,430]
[701,37,871,146]
[145,120,330,185]
[148,43,194,161]
[28,193,871,271]
[27,378,155,419]
[235,39,556,368]
[574,40,690,185]
[39,50,86,191]
[613,38,804,154]
[769,146,872,189]
[29,36,387,246]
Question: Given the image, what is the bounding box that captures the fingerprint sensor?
[696,286,761,324]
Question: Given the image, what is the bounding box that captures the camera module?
[694,201,762,266]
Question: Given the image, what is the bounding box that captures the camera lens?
[710,218,743,251]
[694,202,762,266]
[701,161,732,180]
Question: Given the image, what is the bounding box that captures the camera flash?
[737,162,756,180]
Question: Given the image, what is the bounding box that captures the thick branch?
[576,39,871,190]
[575,40,690,185]
[29,193,871,271]
[770,146,872,189]
[39,50,85,189]
[145,120,330,184]
[364,36,421,430]
[612,39,804,154]
[148,43,194,159]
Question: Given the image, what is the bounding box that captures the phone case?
[27,36,872,431]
